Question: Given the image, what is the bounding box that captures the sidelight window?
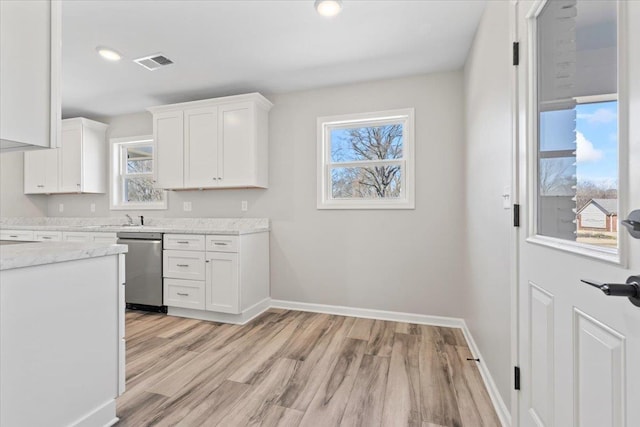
[535,0,618,252]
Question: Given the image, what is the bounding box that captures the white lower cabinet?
[163,232,269,322]
[163,250,205,281]
[62,231,118,243]
[0,230,35,241]
[205,252,239,313]
[164,278,205,310]
[34,231,62,241]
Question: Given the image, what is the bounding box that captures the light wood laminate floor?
[117,309,501,427]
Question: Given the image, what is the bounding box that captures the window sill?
[525,234,621,265]
[110,203,167,211]
[317,199,415,210]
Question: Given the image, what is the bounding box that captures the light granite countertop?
[0,217,270,235]
[0,241,128,271]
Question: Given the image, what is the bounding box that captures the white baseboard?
[168,298,270,325]
[270,299,466,328]
[270,299,511,426]
[458,322,511,427]
[69,399,117,427]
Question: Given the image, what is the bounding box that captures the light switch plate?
[241,201,248,212]
[183,201,192,212]
[90,203,96,213]
[58,203,64,213]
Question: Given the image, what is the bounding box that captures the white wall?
[45,73,468,317]
[463,0,512,407]
[0,151,47,217]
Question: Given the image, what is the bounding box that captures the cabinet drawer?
[163,250,205,280]
[164,278,205,310]
[205,235,238,252]
[62,231,93,242]
[0,230,35,241]
[93,233,118,244]
[164,234,205,251]
[34,231,62,241]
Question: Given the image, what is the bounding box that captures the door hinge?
[514,366,521,390]
[513,42,520,66]
[513,204,520,227]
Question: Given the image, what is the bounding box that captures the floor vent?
[133,54,174,71]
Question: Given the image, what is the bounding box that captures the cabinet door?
[218,103,254,187]
[59,124,83,192]
[185,106,218,188]
[24,149,58,194]
[43,148,59,192]
[153,111,184,189]
[24,150,46,193]
[205,252,239,314]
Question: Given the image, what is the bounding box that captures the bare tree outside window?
[330,124,403,199]
[111,139,166,209]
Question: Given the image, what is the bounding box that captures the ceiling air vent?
[133,53,174,71]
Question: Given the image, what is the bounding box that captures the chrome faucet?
[125,214,134,225]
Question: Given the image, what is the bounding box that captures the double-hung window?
[110,136,167,210]
[317,108,415,209]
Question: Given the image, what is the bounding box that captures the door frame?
[510,0,632,425]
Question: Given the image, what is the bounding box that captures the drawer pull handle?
[42,236,52,239]
[176,241,190,244]
[177,292,190,297]
[9,235,18,238]
[176,264,190,267]
[37,185,44,188]
[214,242,227,246]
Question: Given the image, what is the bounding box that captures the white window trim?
[110,135,168,211]
[317,108,415,210]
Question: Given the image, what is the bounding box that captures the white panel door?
[218,103,254,187]
[516,2,640,426]
[184,106,218,188]
[153,111,184,189]
[59,125,82,192]
[205,252,239,314]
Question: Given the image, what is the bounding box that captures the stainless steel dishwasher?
[117,232,166,312]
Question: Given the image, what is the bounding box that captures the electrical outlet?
[183,201,192,212]
[58,203,64,213]
[90,203,96,213]
[241,201,248,212]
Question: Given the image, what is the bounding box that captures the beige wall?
[463,0,512,408]
[0,151,47,217]
[44,72,468,317]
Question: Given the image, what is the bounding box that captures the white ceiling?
[61,0,486,119]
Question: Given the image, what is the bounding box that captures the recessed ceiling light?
[96,46,121,62]
[315,0,343,17]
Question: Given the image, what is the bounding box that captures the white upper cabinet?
[184,106,218,188]
[153,111,184,189]
[24,149,59,194]
[148,93,272,190]
[58,118,108,193]
[0,0,60,151]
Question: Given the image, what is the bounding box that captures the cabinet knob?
[212,177,218,180]
[218,177,222,180]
